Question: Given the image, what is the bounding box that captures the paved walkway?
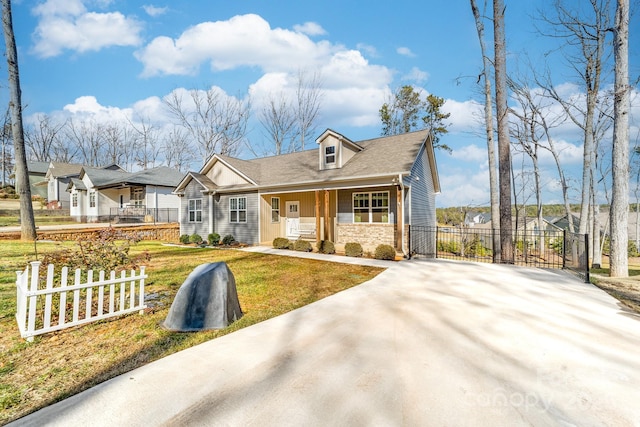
[10,255,640,426]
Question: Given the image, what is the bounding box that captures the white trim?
[200,155,259,186]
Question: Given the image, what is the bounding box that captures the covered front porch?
[259,185,407,251]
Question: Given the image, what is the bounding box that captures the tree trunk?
[493,0,513,263]
[2,0,36,241]
[470,0,501,262]
[609,0,629,277]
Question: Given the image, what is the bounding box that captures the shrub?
[222,234,235,246]
[179,234,190,244]
[208,233,220,246]
[273,237,291,249]
[189,233,203,244]
[345,242,363,257]
[41,227,149,273]
[317,240,336,254]
[374,244,396,260]
[293,239,312,252]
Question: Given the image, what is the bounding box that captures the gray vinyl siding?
[213,192,259,244]
[407,145,436,227]
[179,181,211,237]
[336,186,397,224]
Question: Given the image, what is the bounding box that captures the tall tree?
[164,86,250,160]
[295,69,323,151]
[1,108,12,187]
[66,118,106,167]
[162,126,194,172]
[538,0,612,238]
[470,0,501,262]
[24,113,65,161]
[2,0,36,240]
[379,85,451,150]
[258,92,298,156]
[609,0,629,277]
[494,0,513,263]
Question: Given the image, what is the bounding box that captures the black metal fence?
[410,226,589,281]
[109,207,179,224]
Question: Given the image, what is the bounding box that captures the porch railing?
[109,207,179,223]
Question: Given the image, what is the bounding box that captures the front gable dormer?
[316,129,363,170]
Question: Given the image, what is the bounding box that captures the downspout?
[399,173,407,258]
[208,192,214,235]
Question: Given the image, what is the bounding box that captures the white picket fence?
[16,261,147,341]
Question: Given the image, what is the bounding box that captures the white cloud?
[401,67,429,84]
[396,46,415,57]
[442,99,484,134]
[451,144,488,164]
[143,4,168,17]
[356,43,378,58]
[293,22,326,36]
[135,14,338,76]
[31,0,143,58]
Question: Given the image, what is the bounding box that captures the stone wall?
[0,223,180,242]
[336,223,395,249]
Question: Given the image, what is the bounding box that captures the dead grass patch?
[0,241,383,424]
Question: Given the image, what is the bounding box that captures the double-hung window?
[188,199,202,222]
[353,192,389,223]
[271,197,280,222]
[72,193,78,208]
[89,191,96,208]
[325,146,335,164]
[230,197,247,223]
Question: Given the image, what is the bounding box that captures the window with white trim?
[230,197,247,223]
[325,145,335,164]
[72,193,78,208]
[353,192,389,223]
[131,187,145,207]
[188,199,202,222]
[271,197,280,222]
[89,191,96,208]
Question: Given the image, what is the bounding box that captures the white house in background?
[43,162,85,209]
[68,166,183,222]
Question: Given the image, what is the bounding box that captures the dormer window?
[325,146,335,164]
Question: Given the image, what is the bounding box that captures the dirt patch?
[591,275,640,314]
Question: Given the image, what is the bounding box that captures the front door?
[286,201,300,238]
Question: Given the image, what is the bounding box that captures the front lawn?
[0,240,383,424]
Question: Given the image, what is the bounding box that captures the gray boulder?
[163,262,243,331]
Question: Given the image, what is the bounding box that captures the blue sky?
[4,0,640,207]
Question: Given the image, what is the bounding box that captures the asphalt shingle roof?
[216,129,429,187]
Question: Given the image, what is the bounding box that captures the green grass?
[0,240,383,424]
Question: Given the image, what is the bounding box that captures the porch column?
[315,190,321,243]
[396,186,403,250]
[324,190,330,241]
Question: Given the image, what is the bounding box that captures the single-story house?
[174,129,440,254]
[43,161,85,209]
[68,166,183,222]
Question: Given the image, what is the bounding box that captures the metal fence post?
[562,230,567,270]
[584,233,590,283]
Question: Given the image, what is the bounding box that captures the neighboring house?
[174,129,440,254]
[26,161,49,199]
[43,162,85,209]
[67,166,183,222]
[464,211,491,227]
[514,216,563,234]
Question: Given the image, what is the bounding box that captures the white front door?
[286,201,300,238]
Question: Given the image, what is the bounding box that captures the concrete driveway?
[11,257,640,426]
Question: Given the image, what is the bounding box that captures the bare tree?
[537,0,612,237]
[162,126,195,171]
[470,0,501,262]
[24,113,65,161]
[2,0,36,240]
[1,108,12,187]
[67,118,106,166]
[103,121,126,166]
[164,87,250,161]
[493,0,514,263]
[128,115,160,170]
[609,0,629,277]
[295,69,323,151]
[258,92,299,156]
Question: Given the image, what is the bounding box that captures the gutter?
[398,173,408,259]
